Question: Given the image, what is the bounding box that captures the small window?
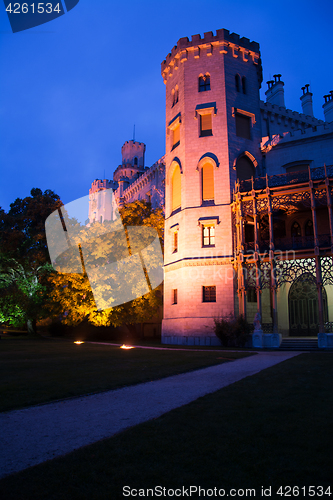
[203,225,215,247]
[291,221,301,237]
[247,288,257,303]
[203,286,216,302]
[235,74,241,92]
[172,124,180,149]
[173,289,178,304]
[235,113,251,139]
[200,113,212,137]
[242,76,247,94]
[199,74,210,92]
[173,231,178,253]
[134,157,138,166]
[100,215,103,223]
[172,85,179,106]
[305,220,313,236]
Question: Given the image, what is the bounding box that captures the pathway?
[0,351,300,478]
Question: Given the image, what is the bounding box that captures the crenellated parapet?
[161,29,261,84]
[261,121,333,153]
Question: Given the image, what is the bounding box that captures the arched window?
[236,156,255,181]
[199,74,210,92]
[235,74,241,92]
[242,76,247,94]
[291,221,301,237]
[171,165,181,212]
[202,163,214,202]
[134,157,138,166]
[305,220,313,236]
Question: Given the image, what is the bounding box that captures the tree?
[0,189,62,334]
[47,200,164,336]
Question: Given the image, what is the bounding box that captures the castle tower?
[161,29,263,344]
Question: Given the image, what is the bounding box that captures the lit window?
[172,123,180,149]
[173,230,178,252]
[199,74,210,92]
[202,163,214,202]
[172,166,181,212]
[200,113,212,137]
[173,289,178,304]
[203,286,216,302]
[203,225,215,247]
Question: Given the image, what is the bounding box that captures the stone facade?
[88,28,333,345]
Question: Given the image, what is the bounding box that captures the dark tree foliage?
[0,188,62,333]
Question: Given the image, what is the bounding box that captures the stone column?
[266,176,278,333]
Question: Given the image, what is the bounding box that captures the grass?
[0,338,250,412]
[0,353,332,499]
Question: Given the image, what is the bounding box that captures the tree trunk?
[27,318,38,336]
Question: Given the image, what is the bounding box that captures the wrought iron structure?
[232,166,333,335]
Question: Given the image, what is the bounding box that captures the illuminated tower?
[161,29,263,344]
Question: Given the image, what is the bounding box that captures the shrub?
[214,314,252,347]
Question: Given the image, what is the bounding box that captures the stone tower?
[161,29,263,344]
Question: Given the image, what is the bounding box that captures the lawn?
[0,338,250,412]
[0,353,332,499]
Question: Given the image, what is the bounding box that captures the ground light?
[74,341,84,344]
[120,344,135,350]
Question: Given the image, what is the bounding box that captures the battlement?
[260,100,324,126]
[261,121,333,152]
[161,28,260,80]
[89,178,116,195]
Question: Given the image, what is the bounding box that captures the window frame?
[203,286,216,303]
[198,74,211,92]
[202,225,215,247]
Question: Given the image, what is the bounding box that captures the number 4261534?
[6,3,61,14]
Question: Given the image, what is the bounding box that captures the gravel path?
[0,351,300,478]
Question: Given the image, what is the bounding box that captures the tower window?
[172,124,180,149]
[134,157,138,166]
[235,113,251,139]
[202,225,215,247]
[172,289,178,304]
[203,286,216,302]
[171,165,181,212]
[172,86,179,107]
[200,113,212,137]
[173,230,178,253]
[199,74,210,92]
[202,163,214,202]
[235,74,241,92]
[242,76,247,94]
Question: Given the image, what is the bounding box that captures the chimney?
[300,84,313,117]
[323,91,333,123]
[265,74,285,107]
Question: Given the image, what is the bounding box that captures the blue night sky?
[0,0,332,212]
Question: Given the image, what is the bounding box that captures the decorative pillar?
[324,164,333,254]
[252,186,262,317]
[236,192,247,318]
[266,175,278,333]
[309,169,325,334]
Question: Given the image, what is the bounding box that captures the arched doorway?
[288,274,328,336]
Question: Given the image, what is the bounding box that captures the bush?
[214,314,252,347]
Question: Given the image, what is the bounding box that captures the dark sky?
[1,0,332,211]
